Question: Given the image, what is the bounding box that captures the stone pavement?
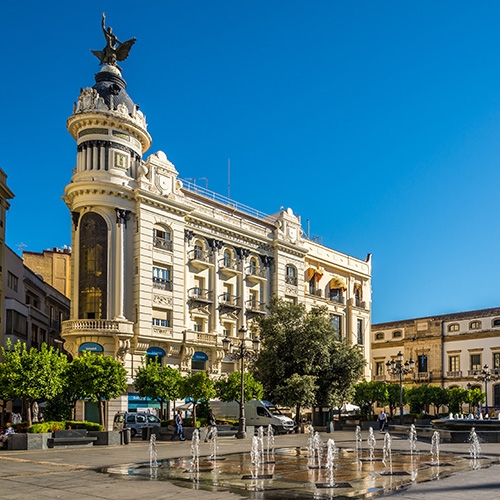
[0,429,499,499]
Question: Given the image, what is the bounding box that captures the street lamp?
[386,351,415,425]
[473,364,499,414]
[222,326,261,439]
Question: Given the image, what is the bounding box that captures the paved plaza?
[0,429,499,499]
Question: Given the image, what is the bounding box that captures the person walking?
[377,410,388,432]
[1,423,14,448]
[171,410,186,441]
[204,412,217,442]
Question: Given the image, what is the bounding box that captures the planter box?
[7,432,51,450]
[87,431,121,446]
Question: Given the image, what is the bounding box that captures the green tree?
[427,385,449,415]
[255,297,364,427]
[181,371,216,426]
[134,361,183,419]
[0,340,68,426]
[352,380,388,417]
[448,386,469,414]
[386,383,406,417]
[214,371,264,402]
[466,387,485,414]
[406,385,433,414]
[68,352,127,426]
[316,339,365,414]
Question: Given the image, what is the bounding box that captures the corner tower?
[62,18,151,365]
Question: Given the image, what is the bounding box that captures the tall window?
[494,385,500,407]
[330,314,342,340]
[7,272,18,292]
[153,226,172,251]
[152,310,171,328]
[152,266,172,290]
[79,212,108,319]
[418,354,428,372]
[448,355,459,372]
[357,319,363,345]
[285,265,297,285]
[470,354,481,371]
[375,361,384,376]
[248,258,257,275]
[493,353,500,370]
[223,249,232,267]
[329,288,343,303]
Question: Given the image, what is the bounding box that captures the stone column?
[115,208,131,320]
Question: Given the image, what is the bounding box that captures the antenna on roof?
[227,158,231,199]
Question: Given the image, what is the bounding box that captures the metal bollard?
[122,428,130,445]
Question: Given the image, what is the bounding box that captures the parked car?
[113,412,161,437]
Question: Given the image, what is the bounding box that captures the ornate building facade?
[372,307,500,412]
[61,24,372,425]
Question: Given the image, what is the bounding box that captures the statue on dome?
[91,13,136,70]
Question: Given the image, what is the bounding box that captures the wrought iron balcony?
[328,294,345,304]
[246,265,267,280]
[245,299,267,314]
[152,277,172,291]
[218,293,241,309]
[188,249,214,268]
[285,275,298,286]
[153,236,173,252]
[307,288,322,297]
[446,371,462,378]
[218,258,242,274]
[188,287,213,303]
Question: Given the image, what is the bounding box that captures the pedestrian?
[377,410,387,432]
[1,423,14,448]
[171,410,186,441]
[204,411,217,442]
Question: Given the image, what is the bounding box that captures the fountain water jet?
[149,433,158,468]
[367,426,376,462]
[266,424,275,463]
[431,430,440,466]
[190,428,200,471]
[408,424,418,456]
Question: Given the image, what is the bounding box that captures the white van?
[210,400,295,434]
[113,412,161,437]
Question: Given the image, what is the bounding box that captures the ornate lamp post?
[474,364,499,414]
[222,326,261,439]
[386,351,415,425]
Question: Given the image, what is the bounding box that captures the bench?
[47,429,97,448]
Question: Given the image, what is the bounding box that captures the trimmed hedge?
[28,420,103,433]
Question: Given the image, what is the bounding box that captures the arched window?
[153,224,172,251]
[193,240,205,259]
[448,323,460,332]
[469,321,481,330]
[493,318,500,327]
[79,212,108,319]
[223,249,232,267]
[375,332,384,340]
[392,331,402,338]
[248,257,258,275]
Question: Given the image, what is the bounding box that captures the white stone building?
[61,41,372,426]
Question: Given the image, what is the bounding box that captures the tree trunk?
[193,403,197,427]
[160,400,164,420]
[295,404,301,432]
[25,398,32,427]
[98,397,105,428]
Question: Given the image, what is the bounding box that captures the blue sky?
[2,1,500,323]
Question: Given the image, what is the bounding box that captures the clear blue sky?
[1,1,500,323]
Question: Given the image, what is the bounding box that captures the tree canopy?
[214,371,264,402]
[255,297,365,426]
[134,361,183,419]
[67,352,127,425]
[0,340,68,426]
[181,371,216,426]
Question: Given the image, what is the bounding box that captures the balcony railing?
[188,249,213,264]
[308,288,322,297]
[188,287,213,302]
[246,266,267,279]
[246,299,267,313]
[446,371,462,378]
[153,237,173,252]
[61,318,134,335]
[152,277,172,291]
[218,258,241,272]
[373,375,386,382]
[218,293,241,309]
[285,275,297,286]
[328,294,345,304]
[417,372,430,379]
